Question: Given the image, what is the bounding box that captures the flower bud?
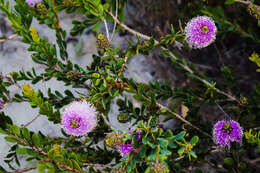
[66,71,82,81]
[96,33,110,50]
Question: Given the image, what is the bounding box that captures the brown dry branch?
[235,0,251,5]
[0,34,18,43]
[11,165,37,173]
[23,114,41,127]
[82,163,114,169]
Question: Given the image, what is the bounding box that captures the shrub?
[0,0,259,172]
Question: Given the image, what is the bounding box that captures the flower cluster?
[105,129,141,157]
[117,143,135,157]
[65,70,82,81]
[213,120,243,149]
[61,101,97,136]
[96,33,110,50]
[150,161,168,173]
[26,0,42,8]
[184,16,217,49]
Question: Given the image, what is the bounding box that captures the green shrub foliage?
[0,0,259,172]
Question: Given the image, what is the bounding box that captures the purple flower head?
[133,129,142,141]
[26,0,42,8]
[117,143,135,157]
[185,16,217,49]
[61,101,97,136]
[213,120,243,150]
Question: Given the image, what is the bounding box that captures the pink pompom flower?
[213,120,243,150]
[61,101,98,136]
[26,0,42,8]
[184,16,217,49]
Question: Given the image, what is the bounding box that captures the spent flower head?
[96,33,110,50]
[105,131,124,148]
[213,119,243,150]
[184,16,217,49]
[26,0,42,8]
[61,101,97,136]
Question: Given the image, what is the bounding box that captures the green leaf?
[16,148,28,155]
[225,0,235,4]
[190,136,199,146]
[177,147,185,156]
[142,136,149,144]
[37,162,45,173]
[158,138,168,148]
[5,136,17,143]
[169,131,186,141]
[32,134,41,147]
[72,160,81,170]
[26,149,38,156]
[168,141,177,148]
[160,148,171,156]
[0,128,7,134]
[147,141,156,149]
[92,73,100,78]
[22,127,31,141]
[190,151,197,159]
[8,124,20,136]
[126,157,136,172]
[163,130,173,138]
[147,150,156,161]
[224,157,234,166]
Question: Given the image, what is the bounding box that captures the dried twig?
[11,166,37,173]
[101,113,113,129]
[82,163,114,169]
[0,34,18,43]
[157,101,211,137]
[110,0,118,41]
[234,0,251,5]
[23,114,41,127]
[103,18,110,40]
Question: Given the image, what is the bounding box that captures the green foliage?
[249,52,260,72]
[245,129,260,152]
[22,84,61,123]
[0,0,259,172]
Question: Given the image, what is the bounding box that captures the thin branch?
[101,113,113,129]
[11,166,37,173]
[103,18,110,40]
[23,114,41,127]
[110,0,118,41]
[107,11,239,103]
[0,34,18,43]
[82,163,114,169]
[173,155,185,162]
[66,145,89,151]
[156,102,211,137]
[215,101,229,118]
[234,0,251,5]
[107,11,150,40]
